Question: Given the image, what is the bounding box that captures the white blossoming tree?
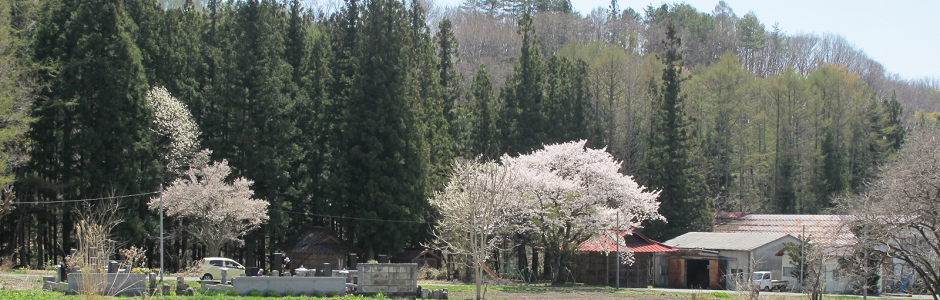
[429,158,518,300]
[147,86,201,176]
[149,150,269,256]
[503,140,662,285]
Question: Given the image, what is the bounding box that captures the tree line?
[0,0,925,272]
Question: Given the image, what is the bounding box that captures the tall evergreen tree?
[437,18,460,145]
[28,0,161,251]
[500,12,545,155]
[465,65,501,160]
[543,56,602,147]
[410,0,452,194]
[816,130,846,209]
[642,23,712,240]
[326,0,429,257]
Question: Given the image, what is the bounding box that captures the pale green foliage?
[0,0,33,219]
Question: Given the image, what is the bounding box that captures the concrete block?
[67,273,147,296]
[232,276,346,296]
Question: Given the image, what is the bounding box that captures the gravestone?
[348,253,358,270]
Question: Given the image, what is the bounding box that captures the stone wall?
[67,273,147,296]
[231,276,346,296]
[358,263,418,297]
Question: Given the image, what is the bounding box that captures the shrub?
[313,291,325,297]
[264,290,280,297]
[248,290,263,297]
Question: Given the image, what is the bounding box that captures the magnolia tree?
[503,140,662,285]
[837,127,940,299]
[149,150,269,256]
[429,158,518,300]
[147,86,201,176]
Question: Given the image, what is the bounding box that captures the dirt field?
[447,288,722,300]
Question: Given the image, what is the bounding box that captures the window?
[209,260,223,267]
[832,269,840,280]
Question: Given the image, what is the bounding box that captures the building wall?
[718,236,799,281]
[653,254,669,287]
[285,252,347,273]
[570,252,654,287]
[781,251,852,293]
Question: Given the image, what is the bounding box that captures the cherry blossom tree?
[429,157,518,300]
[147,86,201,176]
[502,140,662,285]
[149,150,269,256]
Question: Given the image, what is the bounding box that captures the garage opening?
[686,259,710,289]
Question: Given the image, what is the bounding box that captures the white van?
[199,257,246,280]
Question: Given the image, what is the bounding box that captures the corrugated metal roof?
[579,228,676,253]
[664,232,794,251]
[714,213,855,249]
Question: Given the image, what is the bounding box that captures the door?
[668,258,684,288]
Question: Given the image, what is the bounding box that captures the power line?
[272,208,434,225]
[11,191,160,204]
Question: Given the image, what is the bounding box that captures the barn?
[664,232,800,290]
[570,229,676,287]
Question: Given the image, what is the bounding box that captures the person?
[283,256,293,276]
[257,268,264,276]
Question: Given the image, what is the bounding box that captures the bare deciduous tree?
[837,127,940,300]
[429,157,517,300]
[149,150,269,256]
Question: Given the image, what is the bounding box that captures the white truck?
[750,271,788,291]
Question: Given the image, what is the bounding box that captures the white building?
[664,232,800,290]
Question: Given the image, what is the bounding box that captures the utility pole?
[616,211,620,289]
[160,184,164,282]
[800,225,805,293]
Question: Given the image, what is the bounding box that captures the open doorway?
[686,259,710,289]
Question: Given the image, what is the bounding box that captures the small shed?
[283,227,361,271]
[664,232,800,290]
[571,229,676,287]
[391,248,443,269]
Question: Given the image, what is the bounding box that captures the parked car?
[199,257,245,280]
[750,271,788,291]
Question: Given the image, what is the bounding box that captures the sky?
[432,0,940,81]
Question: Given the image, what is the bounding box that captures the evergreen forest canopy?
[0,0,937,271]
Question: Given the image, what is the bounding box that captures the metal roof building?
[662,232,800,290]
[714,213,855,255]
[665,232,795,251]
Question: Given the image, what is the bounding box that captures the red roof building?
[578,228,677,253]
[571,228,675,287]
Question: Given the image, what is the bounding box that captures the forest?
[0,0,937,272]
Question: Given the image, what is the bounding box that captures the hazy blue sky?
[434,0,940,81]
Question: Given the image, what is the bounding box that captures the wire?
[11,191,160,204]
[271,208,434,225]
